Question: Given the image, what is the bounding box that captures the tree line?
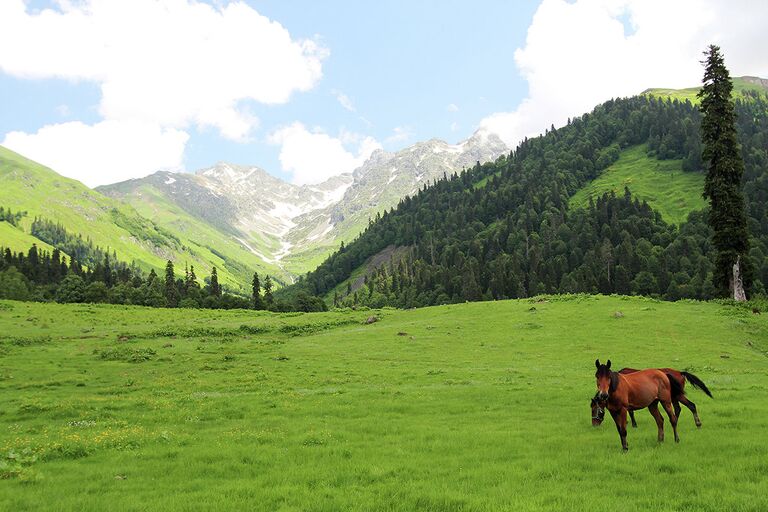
[0,243,326,311]
[0,206,26,227]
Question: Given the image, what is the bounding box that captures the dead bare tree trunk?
[731,255,747,302]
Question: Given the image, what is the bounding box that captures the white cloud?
[268,123,381,185]
[0,0,326,184]
[2,121,188,187]
[0,0,326,140]
[481,0,768,147]
[332,89,356,112]
[450,122,460,132]
[446,103,459,112]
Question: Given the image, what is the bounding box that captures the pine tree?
[164,260,179,306]
[187,265,199,290]
[103,253,113,287]
[51,248,62,282]
[698,45,750,300]
[251,271,263,310]
[210,267,221,297]
[263,275,273,308]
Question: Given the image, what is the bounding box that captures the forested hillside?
[282,93,768,308]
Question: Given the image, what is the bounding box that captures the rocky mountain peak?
[99,129,507,276]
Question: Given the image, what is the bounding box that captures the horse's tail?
[681,371,713,398]
[666,372,683,399]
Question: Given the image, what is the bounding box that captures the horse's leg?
[661,400,680,443]
[648,401,665,442]
[677,394,701,428]
[610,408,629,451]
[629,409,637,428]
[673,399,681,420]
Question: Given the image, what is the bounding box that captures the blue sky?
[1,0,766,187]
[183,0,540,177]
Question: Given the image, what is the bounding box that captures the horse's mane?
[609,371,620,393]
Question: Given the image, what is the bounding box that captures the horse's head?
[594,358,612,401]
[590,395,605,426]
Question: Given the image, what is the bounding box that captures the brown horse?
[595,359,680,450]
[591,367,712,428]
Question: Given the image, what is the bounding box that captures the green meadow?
[570,145,706,225]
[1,296,767,511]
[642,76,768,104]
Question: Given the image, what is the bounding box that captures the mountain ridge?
[98,129,508,279]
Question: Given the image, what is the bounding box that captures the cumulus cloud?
[481,0,768,148]
[0,0,326,184]
[268,123,381,185]
[446,103,459,112]
[3,121,188,187]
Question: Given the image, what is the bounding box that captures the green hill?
[282,94,768,307]
[642,75,768,104]
[98,180,286,287]
[0,221,59,255]
[569,145,706,225]
[0,146,265,292]
[1,296,766,510]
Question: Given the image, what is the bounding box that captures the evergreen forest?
[282,93,768,308]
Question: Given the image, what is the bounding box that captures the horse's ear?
[606,359,612,369]
[595,359,600,369]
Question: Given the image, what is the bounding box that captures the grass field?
[570,145,706,225]
[1,296,767,511]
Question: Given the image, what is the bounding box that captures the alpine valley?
[2,77,767,302]
[1,129,507,292]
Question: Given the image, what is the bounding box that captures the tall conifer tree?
[263,275,273,308]
[210,267,221,297]
[252,271,263,310]
[164,260,179,306]
[698,45,750,300]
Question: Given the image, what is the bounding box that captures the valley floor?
[1,296,767,511]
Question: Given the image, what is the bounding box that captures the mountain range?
[97,129,507,282]
[1,128,506,291]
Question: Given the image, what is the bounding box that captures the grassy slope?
[0,221,59,255]
[108,183,285,286]
[570,145,706,225]
[1,296,766,511]
[643,76,768,104]
[0,146,247,291]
